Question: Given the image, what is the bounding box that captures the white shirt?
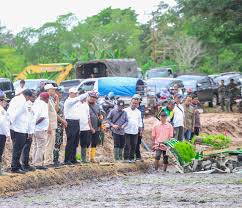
[79,102,90,131]
[7,94,32,134]
[124,107,142,135]
[33,99,49,131]
[15,86,26,95]
[64,93,88,120]
[173,104,185,127]
[0,106,10,137]
[26,100,35,134]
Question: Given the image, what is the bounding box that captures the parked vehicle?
[177,75,219,107]
[144,68,173,79]
[14,79,57,92]
[0,78,15,100]
[75,59,139,79]
[60,79,84,92]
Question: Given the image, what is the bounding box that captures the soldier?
[53,86,67,167]
[218,80,226,111]
[227,79,238,112]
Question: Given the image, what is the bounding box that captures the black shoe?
[11,169,26,174]
[64,161,73,165]
[35,166,48,170]
[71,160,79,164]
[22,165,36,172]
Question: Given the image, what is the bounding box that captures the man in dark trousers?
[7,89,34,174]
[134,94,145,161]
[107,100,128,161]
[64,87,87,165]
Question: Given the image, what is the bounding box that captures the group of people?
[153,94,202,171]
[0,78,202,175]
[218,78,240,112]
[0,82,106,174]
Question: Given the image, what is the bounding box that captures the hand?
[28,134,33,139]
[48,128,52,135]
[62,120,68,128]
[112,124,119,129]
[91,128,95,134]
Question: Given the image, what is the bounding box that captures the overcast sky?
[0,0,176,34]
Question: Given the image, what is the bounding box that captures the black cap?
[117,100,125,106]
[22,89,33,97]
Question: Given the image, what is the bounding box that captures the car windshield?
[60,80,81,88]
[146,69,170,78]
[214,74,240,85]
[177,76,203,88]
[14,80,46,90]
[146,79,173,93]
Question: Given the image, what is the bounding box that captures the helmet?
[108,91,115,98]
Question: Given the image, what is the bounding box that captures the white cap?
[69,87,78,93]
[44,84,57,90]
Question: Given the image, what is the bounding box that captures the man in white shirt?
[123,96,143,163]
[79,96,93,163]
[173,94,185,141]
[0,91,10,175]
[64,87,88,164]
[7,89,34,174]
[32,92,50,170]
[15,80,26,96]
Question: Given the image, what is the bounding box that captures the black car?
[177,75,219,107]
[0,78,15,100]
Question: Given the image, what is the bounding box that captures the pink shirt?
[152,122,174,151]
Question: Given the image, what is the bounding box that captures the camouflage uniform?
[53,101,64,164]
[218,84,227,111]
[226,82,238,112]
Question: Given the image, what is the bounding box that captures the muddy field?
[1,169,242,208]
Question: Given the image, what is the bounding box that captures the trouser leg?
[0,135,6,163]
[33,131,48,166]
[11,131,27,171]
[90,131,99,162]
[44,129,56,165]
[65,120,79,163]
[53,127,63,163]
[80,130,91,162]
[113,133,120,160]
[135,135,142,159]
[130,134,138,160]
[174,127,184,141]
[21,137,32,167]
[184,130,192,141]
[124,134,131,160]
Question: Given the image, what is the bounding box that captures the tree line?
[0,0,241,79]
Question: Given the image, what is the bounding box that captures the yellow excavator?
[15,63,73,84]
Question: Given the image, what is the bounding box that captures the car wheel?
[209,94,218,107]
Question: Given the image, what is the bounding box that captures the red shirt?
[152,122,174,151]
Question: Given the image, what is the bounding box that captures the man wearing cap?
[32,92,50,170]
[0,91,10,175]
[44,84,58,165]
[87,91,102,163]
[53,86,67,167]
[64,87,88,164]
[173,94,185,141]
[7,89,34,174]
[107,100,128,161]
[152,111,173,171]
[123,96,143,163]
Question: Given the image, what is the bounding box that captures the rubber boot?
[114,148,119,161]
[119,148,123,161]
[0,162,6,176]
[154,160,159,171]
[90,148,97,163]
[81,147,87,163]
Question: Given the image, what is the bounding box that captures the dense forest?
[0,0,241,79]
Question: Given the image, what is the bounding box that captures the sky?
[0,0,176,34]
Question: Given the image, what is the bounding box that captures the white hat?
[44,84,57,90]
[69,87,78,93]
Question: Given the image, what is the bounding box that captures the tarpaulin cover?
[98,77,141,96]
